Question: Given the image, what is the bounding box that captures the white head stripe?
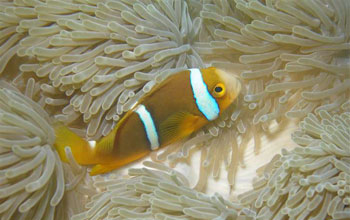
[189,68,219,121]
[134,105,159,150]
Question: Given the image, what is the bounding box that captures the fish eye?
[212,83,225,98]
[215,86,222,93]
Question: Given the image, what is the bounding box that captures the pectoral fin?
[159,111,207,145]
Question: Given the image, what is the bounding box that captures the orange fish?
[54,67,241,175]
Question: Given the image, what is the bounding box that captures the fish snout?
[218,69,241,102]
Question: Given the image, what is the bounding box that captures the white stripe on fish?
[189,68,219,121]
[134,104,160,150]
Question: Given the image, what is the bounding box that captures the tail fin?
[54,124,97,165]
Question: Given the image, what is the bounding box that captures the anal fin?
[95,126,117,156]
[90,164,118,176]
[90,150,149,175]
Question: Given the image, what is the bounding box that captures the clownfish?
[54,67,241,175]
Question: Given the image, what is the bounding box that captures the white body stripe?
[134,105,159,150]
[189,68,219,121]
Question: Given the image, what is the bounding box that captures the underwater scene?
[0,0,349,219]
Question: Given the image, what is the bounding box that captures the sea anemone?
[200,0,349,119]
[71,161,245,220]
[0,0,203,140]
[238,109,350,219]
[1,0,348,188]
[0,0,349,219]
[152,0,350,189]
[0,83,94,220]
[70,109,349,220]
